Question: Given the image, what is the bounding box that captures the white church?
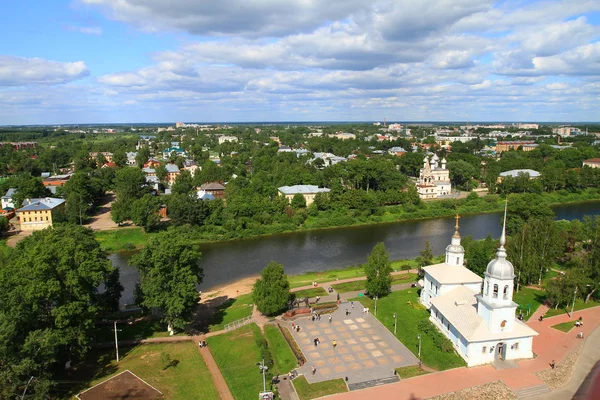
[419,210,538,367]
[417,154,452,200]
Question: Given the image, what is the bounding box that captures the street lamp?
[114,321,122,362]
[417,334,422,360]
[257,359,268,393]
[569,285,578,318]
[393,313,397,335]
[374,296,378,317]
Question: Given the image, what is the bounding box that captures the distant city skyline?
[1,1,599,124]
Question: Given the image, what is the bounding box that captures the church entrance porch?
[495,342,506,360]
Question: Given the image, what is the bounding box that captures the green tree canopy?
[131,233,203,332]
[253,262,292,316]
[0,225,120,398]
[364,243,393,297]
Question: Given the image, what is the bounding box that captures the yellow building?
[17,197,66,231]
[278,185,331,206]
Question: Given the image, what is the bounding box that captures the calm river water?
[110,201,600,304]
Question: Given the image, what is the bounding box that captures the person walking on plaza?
[329,315,332,323]
[333,340,337,349]
[312,365,316,375]
[550,360,556,369]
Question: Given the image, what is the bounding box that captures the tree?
[463,235,497,276]
[416,240,434,269]
[0,216,8,235]
[448,160,477,190]
[171,170,194,195]
[130,194,162,232]
[167,193,210,226]
[291,193,307,209]
[112,167,149,221]
[0,225,120,398]
[10,174,49,208]
[112,149,127,168]
[253,262,292,316]
[505,193,554,235]
[364,243,393,297]
[136,146,151,167]
[131,233,203,333]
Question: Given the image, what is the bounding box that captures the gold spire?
[453,214,461,238]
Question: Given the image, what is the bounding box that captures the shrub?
[279,325,306,366]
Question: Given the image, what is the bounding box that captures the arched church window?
[456,257,459,265]
[485,281,489,295]
[493,284,498,298]
[503,285,509,300]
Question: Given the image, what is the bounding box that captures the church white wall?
[465,336,535,366]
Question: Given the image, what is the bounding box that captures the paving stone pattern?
[289,304,418,385]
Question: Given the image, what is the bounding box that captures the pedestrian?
[578,331,584,339]
[317,313,321,321]
[312,315,315,322]
[329,315,332,323]
[312,365,316,375]
[316,296,320,303]
[333,340,337,348]
[550,360,555,369]
[351,301,354,308]
[296,325,300,332]
[314,338,318,346]
[345,309,350,316]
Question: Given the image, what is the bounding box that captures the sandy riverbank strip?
[200,276,259,304]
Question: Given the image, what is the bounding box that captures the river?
[110,201,600,304]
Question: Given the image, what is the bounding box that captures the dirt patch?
[77,370,163,399]
[427,380,516,400]
[535,341,584,389]
[200,276,259,304]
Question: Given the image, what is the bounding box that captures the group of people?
[291,323,301,332]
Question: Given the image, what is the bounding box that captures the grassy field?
[551,321,576,333]
[292,376,348,400]
[207,293,254,332]
[95,318,182,342]
[545,298,600,318]
[513,288,547,320]
[395,365,431,379]
[68,342,219,400]
[293,287,328,298]
[265,324,297,374]
[331,273,419,294]
[95,227,149,252]
[352,289,466,371]
[209,323,267,400]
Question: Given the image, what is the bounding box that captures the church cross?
[455,214,460,230]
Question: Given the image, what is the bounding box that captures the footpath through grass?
[67,342,219,400]
[207,293,254,332]
[265,324,297,374]
[551,321,576,333]
[352,289,465,371]
[209,323,270,400]
[292,376,348,400]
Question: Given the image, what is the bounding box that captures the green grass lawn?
[264,324,297,374]
[292,376,348,400]
[207,293,254,332]
[331,273,418,294]
[352,289,466,371]
[288,266,367,288]
[209,323,267,400]
[545,298,600,318]
[94,318,181,342]
[293,287,328,298]
[67,342,219,400]
[395,365,431,379]
[95,227,149,252]
[513,287,547,321]
[332,280,367,293]
[551,321,576,333]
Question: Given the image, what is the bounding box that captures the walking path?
[193,335,235,400]
[328,305,600,400]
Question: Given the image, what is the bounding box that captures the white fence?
[224,315,253,331]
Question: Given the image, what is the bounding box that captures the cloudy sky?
[1,0,599,124]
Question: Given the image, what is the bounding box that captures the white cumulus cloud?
[0,56,90,86]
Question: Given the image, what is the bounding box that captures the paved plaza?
[288,303,419,385]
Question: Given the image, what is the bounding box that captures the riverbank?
[95,189,600,253]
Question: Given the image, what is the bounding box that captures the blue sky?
[0,0,599,124]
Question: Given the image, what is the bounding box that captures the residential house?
[16,197,66,231]
[165,164,180,186]
[583,158,600,169]
[218,135,239,144]
[495,141,536,153]
[184,160,201,177]
[143,158,161,168]
[278,185,331,206]
[388,147,407,156]
[126,152,138,166]
[198,182,226,199]
[1,188,16,210]
[89,152,114,162]
[497,169,540,183]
